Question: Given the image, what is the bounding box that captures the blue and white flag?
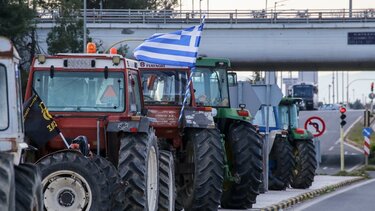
[133,20,205,67]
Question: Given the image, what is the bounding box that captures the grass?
[334,168,370,179]
[346,118,375,154]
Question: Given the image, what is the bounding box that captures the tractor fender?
[289,128,314,140]
[107,117,150,133]
[182,108,216,129]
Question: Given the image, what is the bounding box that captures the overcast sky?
[180,0,374,11]
[181,0,375,104]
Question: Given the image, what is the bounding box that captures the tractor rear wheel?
[91,155,124,210]
[15,163,43,211]
[269,138,295,190]
[221,122,263,209]
[158,150,175,211]
[0,154,15,211]
[176,128,224,211]
[290,140,317,189]
[37,150,110,211]
[118,130,159,211]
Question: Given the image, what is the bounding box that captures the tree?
[0,0,34,41]
[45,0,89,54]
[349,99,364,110]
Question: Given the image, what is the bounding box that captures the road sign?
[363,127,372,156]
[282,78,299,86]
[304,116,326,137]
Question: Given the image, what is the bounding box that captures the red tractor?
[24,46,167,210]
[139,61,224,211]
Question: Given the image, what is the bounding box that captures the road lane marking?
[344,142,363,153]
[329,146,334,151]
[348,164,362,172]
[323,167,328,170]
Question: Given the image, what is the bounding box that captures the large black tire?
[176,128,224,211]
[290,140,317,189]
[0,153,15,211]
[37,150,110,210]
[15,163,43,211]
[269,138,295,190]
[221,122,263,209]
[118,130,159,211]
[158,150,175,211]
[91,155,124,210]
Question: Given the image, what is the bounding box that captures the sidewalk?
[220,175,364,211]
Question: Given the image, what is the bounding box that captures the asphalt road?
[290,174,375,211]
[299,109,365,175]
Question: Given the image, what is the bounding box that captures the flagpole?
[59,132,70,149]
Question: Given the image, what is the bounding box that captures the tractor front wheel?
[37,150,110,210]
[177,128,224,211]
[0,154,15,211]
[221,122,263,209]
[269,138,295,190]
[158,150,175,211]
[91,155,124,210]
[291,140,317,189]
[118,130,159,211]
[15,163,43,211]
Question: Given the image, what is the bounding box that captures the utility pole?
[332,72,335,104]
[341,71,348,106]
[328,84,331,104]
[349,0,353,18]
[336,71,339,103]
[83,0,87,53]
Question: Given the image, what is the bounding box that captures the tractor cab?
[192,59,230,107]
[278,97,313,139]
[278,98,301,130]
[25,51,145,154]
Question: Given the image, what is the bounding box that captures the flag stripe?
[135,55,195,67]
[133,21,204,67]
[137,41,199,52]
[134,50,196,63]
[135,46,197,58]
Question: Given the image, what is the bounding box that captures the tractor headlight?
[211,108,217,117]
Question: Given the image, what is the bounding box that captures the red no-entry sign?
[304,116,326,137]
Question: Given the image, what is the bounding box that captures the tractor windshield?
[32,71,125,112]
[252,106,277,129]
[140,70,189,105]
[192,67,229,107]
[278,104,299,129]
[0,65,8,130]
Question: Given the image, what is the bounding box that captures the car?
[319,103,340,110]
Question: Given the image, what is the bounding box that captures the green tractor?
[192,57,263,209]
[278,97,317,188]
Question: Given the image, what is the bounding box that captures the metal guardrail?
[35,9,375,24]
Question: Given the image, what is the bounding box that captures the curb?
[259,176,365,211]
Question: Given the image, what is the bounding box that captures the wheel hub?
[42,170,92,211]
[58,189,75,207]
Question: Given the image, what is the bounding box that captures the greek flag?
[133,21,205,67]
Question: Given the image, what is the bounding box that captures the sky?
[180,0,375,103]
[180,0,374,11]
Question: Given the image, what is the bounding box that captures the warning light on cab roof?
[87,42,96,54]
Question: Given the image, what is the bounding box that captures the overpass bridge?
[35,9,375,70]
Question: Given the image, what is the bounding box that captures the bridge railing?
[35,8,375,24]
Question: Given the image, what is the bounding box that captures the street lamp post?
[329,84,331,104]
[83,0,87,53]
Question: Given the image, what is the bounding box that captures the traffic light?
[371,82,374,92]
[340,106,346,127]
